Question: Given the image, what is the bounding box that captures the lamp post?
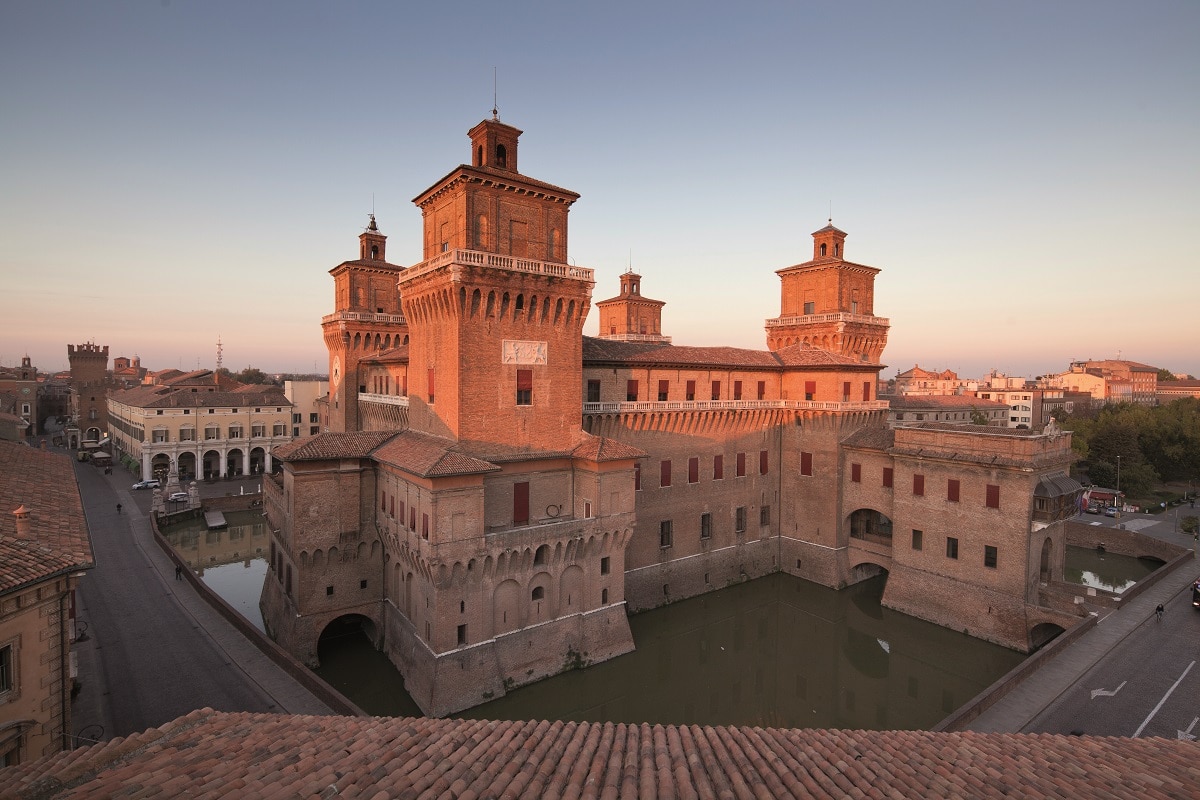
[1115,455,1121,526]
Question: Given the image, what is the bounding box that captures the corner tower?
[322,215,407,432]
[765,222,890,363]
[401,115,591,451]
[594,270,670,343]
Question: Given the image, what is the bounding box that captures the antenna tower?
[216,336,223,372]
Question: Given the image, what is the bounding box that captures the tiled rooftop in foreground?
[2,708,1195,799]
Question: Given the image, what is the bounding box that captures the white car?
[132,479,160,490]
[168,492,189,503]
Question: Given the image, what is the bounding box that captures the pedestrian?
[175,565,183,581]
[1156,603,1164,621]
[116,503,122,514]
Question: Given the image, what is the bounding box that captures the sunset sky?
[3,2,1197,379]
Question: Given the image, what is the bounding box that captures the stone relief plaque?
[502,340,548,365]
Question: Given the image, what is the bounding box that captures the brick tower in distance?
[594,270,670,343]
[66,342,110,447]
[322,215,407,432]
[765,222,890,362]
[401,115,592,451]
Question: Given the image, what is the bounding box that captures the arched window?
[820,243,827,256]
[370,244,379,259]
[534,544,548,565]
[531,586,545,601]
[496,144,507,167]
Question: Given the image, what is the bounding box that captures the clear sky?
[3,1,1197,379]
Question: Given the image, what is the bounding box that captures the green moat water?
[159,518,1159,728]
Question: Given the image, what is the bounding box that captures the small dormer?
[359,214,387,261]
[468,117,522,173]
[812,222,847,260]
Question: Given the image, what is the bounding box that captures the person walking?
[1156,603,1164,621]
[175,565,183,581]
[116,503,122,514]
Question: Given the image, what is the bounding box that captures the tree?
[1157,367,1176,382]
[235,366,273,385]
[969,408,990,426]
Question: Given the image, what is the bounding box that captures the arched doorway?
[249,446,266,475]
[1030,622,1065,651]
[178,452,197,482]
[203,450,221,480]
[226,448,244,477]
[848,508,893,545]
[151,453,172,482]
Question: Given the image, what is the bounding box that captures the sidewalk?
[964,515,1198,734]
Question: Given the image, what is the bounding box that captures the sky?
[3,1,1198,380]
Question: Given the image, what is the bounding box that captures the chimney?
[13,504,32,540]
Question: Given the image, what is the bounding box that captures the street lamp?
[1115,455,1121,526]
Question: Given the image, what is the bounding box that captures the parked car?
[1085,503,1101,514]
[1192,580,1200,610]
[168,492,189,503]
[132,479,160,490]
[1104,506,1118,517]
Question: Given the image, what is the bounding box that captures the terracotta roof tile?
[372,430,500,478]
[272,431,398,462]
[582,337,871,370]
[0,442,93,593]
[571,433,646,463]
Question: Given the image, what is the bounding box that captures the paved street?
[69,453,336,747]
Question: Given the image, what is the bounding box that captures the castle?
[260,115,1082,717]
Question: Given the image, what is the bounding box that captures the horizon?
[4,2,1197,378]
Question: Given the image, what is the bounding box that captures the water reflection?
[1063,545,1160,594]
[160,510,269,632]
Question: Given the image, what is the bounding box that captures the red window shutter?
[842,381,851,400]
[805,381,816,399]
[736,452,746,476]
[688,457,698,483]
[398,501,405,524]
[713,455,724,480]
[658,379,669,400]
[759,450,768,475]
[389,497,395,517]
[851,463,861,483]
[427,368,435,403]
[948,479,960,502]
[514,482,530,525]
[517,369,533,390]
[627,379,639,401]
[410,507,416,530]
[801,452,813,476]
[913,474,925,496]
[862,381,871,401]
[757,381,766,400]
[734,381,743,400]
[883,467,893,488]
[711,381,721,400]
[422,513,429,539]
[660,460,672,487]
[686,380,696,400]
[987,484,1000,508]
[401,374,408,396]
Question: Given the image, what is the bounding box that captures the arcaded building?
[260,114,1082,717]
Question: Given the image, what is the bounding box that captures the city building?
[1156,379,1200,404]
[107,371,293,481]
[973,386,1041,428]
[893,365,975,396]
[885,394,1009,427]
[260,115,1082,717]
[1047,359,1160,406]
[284,380,326,437]
[0,441,94,765]
[64,343,110,449]
[0,357,40,442]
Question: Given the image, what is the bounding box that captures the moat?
[161,513,1157,729]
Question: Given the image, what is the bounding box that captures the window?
[398,501,405,525]
[309,412,318,423]
[0,644,12,693]
[711,381,721,401]
[228,424,243,439]
[457,625,467,646]
[156,409,164,416]
[986,484,1000,509]
[735,506,746,533]
[757,381,766,400]
[946,537,959,559]
[660,520,673,548]
[842,381,851,402]
[759,450,769,475]
[634,462,641,491]
[804,301,815,315]
[532,586,545,601]
[658,380,669,401]
[805,381,816,401]
[688,457,699,483]
[205,425,219,440]
[410,507,417,530]
[600,556,610,575]
[912,529,923,550]
[326,586,334,596]
[851,463,861,483]
[883,467,893,488]
[733,380,742,400]
[913,474,925,496]
[587,380,600,403]
[700,512,712,540]
[800,452,813,477]
[660,460,672,487]
[152,428,168,443]
[760,505,771,525]
[428,368,435,403]
[516,369,532,405]
[626,380,639,402]
[984,545,998,568]
[713,454,724,480]
[602,588,609,604]
[310,426,319,435]
[863,381,871,401]
[736,453,746,477]
[514,482,530,525]
[381,492,387,512]
[534,544,548,565]
[252,424,265,438]
[686,380,696,401]
[180,427,196,442]
[293,413,302,424]
[422,513,430,540]
[948,479,960,502]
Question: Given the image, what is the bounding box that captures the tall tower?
[400,116,591,451]
[594,270,670,343]
[66,342,110,445]
[322,215,407,432]
[765,222,890,362]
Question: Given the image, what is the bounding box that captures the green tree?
[236,366,273,385]
[969,408,990,426]
[1156,367,1176,382]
